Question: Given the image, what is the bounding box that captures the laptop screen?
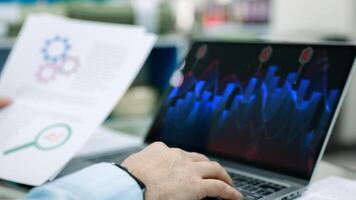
[146,41,356,180]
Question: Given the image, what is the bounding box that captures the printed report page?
[0,14,156,186]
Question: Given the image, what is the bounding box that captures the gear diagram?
[36,36,79,83]
[58,56,80,76]
[36,64,57,83]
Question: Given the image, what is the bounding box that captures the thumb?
[0,98,12,108]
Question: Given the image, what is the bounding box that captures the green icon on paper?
[3,123,72,155]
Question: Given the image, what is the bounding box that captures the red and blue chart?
[148,42,355,178]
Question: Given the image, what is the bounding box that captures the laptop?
[61,41,356,200]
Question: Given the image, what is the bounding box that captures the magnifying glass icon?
[3,123,72,156]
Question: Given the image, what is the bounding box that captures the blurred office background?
[0,0,355,170]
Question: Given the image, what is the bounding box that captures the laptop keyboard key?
[259,184,280,192]
[244,195,257,200]
[228,172,286,199]
[256,189,272,196]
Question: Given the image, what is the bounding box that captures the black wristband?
[113,163,146,199]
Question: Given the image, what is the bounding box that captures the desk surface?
[0,160,355,199]
[312,160,356,182]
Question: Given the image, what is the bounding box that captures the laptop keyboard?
[229,172,287,200]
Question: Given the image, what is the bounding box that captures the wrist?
[144,184,159,200]
[120,163,159,200]
[113,163,146,199]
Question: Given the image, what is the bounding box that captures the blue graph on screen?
[148,43,355,178]
[160,64,339,156]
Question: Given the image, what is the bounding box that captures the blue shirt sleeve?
[26,163,143,200]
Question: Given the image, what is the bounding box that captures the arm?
[27,142,243,200]
[26,163,143,200]
[1,98,242,200]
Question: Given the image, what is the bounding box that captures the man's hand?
[122,142,243,200]
[0,98,11,109]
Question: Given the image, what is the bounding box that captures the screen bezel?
[145,40,356,181]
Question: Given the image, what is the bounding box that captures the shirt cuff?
[28,162,143,200]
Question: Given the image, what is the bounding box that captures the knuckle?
[211,161,222,169]
[201,154,209,160]
[218,182,229,193]
[186,162,197,172]
[170,148,184,156]
[197,182,208,199]
[195,152,209,160]
[225,188,235,197]
[191,177,200,186]
[152,141,167,148]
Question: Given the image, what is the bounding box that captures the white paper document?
[0,14,156,186]
[297,176,356,200]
